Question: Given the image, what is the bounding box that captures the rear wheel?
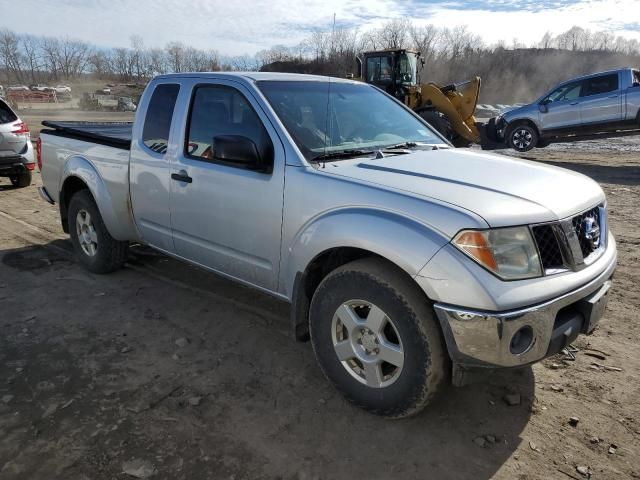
[68,190,128,274]
[507,123,538,152]
[309,258,449,418]
[10,171,32,188]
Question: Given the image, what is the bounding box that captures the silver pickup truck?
[493,67,640,151]
[38,73,617,417]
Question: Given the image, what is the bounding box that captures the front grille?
[532,224,564,271]
[531,204,605,274]
[572,206,601,258]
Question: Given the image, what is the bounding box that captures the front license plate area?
[578,281,611,334]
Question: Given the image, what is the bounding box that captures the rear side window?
[0,100,18,124]
[185,85,272,166]
[142,84,180,154]
[582,74,619,97]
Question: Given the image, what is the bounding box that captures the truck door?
[168,80,285,292]
[579,73,623,125]
[539,80,583,131]
[129,82,180,253]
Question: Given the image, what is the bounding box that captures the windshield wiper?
[311,149,373,162]
[383,142,419,150]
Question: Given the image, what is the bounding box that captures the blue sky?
[1,0,638,55]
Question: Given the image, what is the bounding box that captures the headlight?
[453,227,542,280]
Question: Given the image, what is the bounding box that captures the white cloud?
[0,0,638,54]
[416,0,640,46]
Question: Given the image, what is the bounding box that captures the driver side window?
[545,81,582,104]
[185,84,273,168]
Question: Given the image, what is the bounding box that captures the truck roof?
[567,67,636,82]
[153,71,359,84]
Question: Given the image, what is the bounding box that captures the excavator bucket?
[420,77,482,144]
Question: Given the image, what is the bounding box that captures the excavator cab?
[358,49,422,101]
[358,48,482,147]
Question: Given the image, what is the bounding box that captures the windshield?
[398,53,417,84]
[257,80,443,161]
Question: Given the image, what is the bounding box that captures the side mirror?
[213,135,273,173]
[538,103,548,113]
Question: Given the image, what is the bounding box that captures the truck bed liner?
[41,121,132,150]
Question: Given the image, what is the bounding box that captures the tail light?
[12,121,30,135]
[36,137,42,171]
[25,163,36,171]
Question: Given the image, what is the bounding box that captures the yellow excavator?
[357,49,481,147]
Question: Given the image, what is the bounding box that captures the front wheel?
[507,123,538,152]
[418,109,450,139]
[68,190,128,274]
[10,171,32,188]
[309,258,449,418]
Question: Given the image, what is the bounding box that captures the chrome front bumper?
[433,252,617,368]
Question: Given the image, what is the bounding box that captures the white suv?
[0,98,35,187]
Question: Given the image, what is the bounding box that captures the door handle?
[171,171,192,184]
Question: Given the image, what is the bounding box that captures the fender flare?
[59,155,137,241]
[282,206,450,299]
[283,207,452,341]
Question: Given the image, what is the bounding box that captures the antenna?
[322,13,336,169]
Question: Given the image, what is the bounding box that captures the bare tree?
[88,50,112,78]
[410,24,441,64]
[21,36,41,83]
[378,18,410,49]
[539,31,553,50]
[0,29,24,83]
[166,42,186,72]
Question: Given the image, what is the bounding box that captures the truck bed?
[41,121,132,150]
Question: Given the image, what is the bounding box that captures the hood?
[501,103,537,121]
[325,149,604,227]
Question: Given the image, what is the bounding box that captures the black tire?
[68,190,128,274]
[506,123,538,152]
[10,171,31,188]
[309,258,449,418]
[418,109,450,139]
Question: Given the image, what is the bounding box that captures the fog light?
[510,326,534,355]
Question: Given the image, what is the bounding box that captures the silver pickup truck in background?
[38,73,617,417]
[490,67,640,151]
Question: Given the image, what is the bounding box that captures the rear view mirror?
[213,135,273,173]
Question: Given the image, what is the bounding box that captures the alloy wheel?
[512,128,533,150]
[331,300,404,388]
[76,209,98,257]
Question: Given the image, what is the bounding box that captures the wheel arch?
[59,175,90,233]
[506,118,540,137]
[285,208,449,341]
[59,156,138,241]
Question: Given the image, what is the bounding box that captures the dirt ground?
[0,137,639,479]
